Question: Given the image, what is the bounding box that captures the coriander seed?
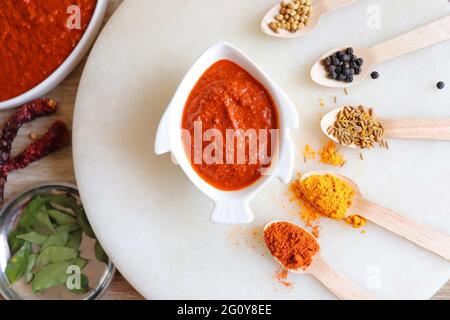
[269,0,312,34]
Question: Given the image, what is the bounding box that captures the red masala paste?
[0,0,97,102]
[182,60,279,191]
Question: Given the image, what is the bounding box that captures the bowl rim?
[0,182,116,300]
[0,0,109,110]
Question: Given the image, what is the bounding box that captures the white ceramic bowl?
[0,0,108,110]
[155,42,299,224]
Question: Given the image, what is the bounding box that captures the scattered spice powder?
[276,268,288,280]
[344,215,367,228]
[275,268,293,288]
[264,221,319,271]
[290,176,321,226]
[303,144,316,162]
[319,141,345,167]
[227,225,267,253]
[311,225,320,238]
[347,216,367,228]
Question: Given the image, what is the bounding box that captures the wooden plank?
[0,0,143,301]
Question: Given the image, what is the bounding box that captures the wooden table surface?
[0,0,447,300]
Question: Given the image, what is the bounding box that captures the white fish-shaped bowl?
[155,42,298,224]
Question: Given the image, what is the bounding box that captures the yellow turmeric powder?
[299,174,354,219]
[303,144,316,162]
[290,180,321,226]
[344,215,367,228]
[319,141,345,167]
[290,173,367,227]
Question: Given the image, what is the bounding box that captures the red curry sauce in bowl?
[0,0,107,109]
[182,60,279,191]
[155,42,298,224]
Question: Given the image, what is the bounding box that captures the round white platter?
[73,0,450,299]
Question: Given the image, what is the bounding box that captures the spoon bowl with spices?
[261,0,359,39]
[311,15,450,88]
[321,106,450,149]
[263,220,374,300]
[300,171,450,261]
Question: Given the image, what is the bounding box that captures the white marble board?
[73,0,450,299]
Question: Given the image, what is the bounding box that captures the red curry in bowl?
[0,0,97,102]
[182,60,279,191]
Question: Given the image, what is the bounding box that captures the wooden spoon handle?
[309,257,374,300]
[382,118,450,141]
[355,197,450,260]
[316,0,359,13]
[369,15,450,63]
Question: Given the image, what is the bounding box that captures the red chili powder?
[264,222,320,271]
[275,268,293,288]
[0,0,97,102]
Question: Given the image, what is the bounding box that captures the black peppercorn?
[324,48,365,83]
[370,71,380,79]
[343,67,351,76]
[332,57,340,66]
[437,81,445,89]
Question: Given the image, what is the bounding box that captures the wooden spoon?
[261,0,359,39]
[321,107,450,148]
[301,171,450,261]
[311,15,450,88]
[264,220,374,300]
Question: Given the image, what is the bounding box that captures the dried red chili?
[3,120,70,173]
[0,120,70,201]
[0,99,57,164]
